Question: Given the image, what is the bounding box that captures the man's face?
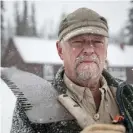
[57,34,107,82]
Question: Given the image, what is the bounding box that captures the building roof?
[107,44,133,67]
[13,36,62,65]
[11,36,133,67]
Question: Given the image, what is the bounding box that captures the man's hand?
[80,124,126,133]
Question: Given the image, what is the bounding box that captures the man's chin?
[76,68,100,81]
[79,61,97,66]
[76,64,98,73]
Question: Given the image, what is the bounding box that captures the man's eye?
[93,40,103,43]
[71,41,83,48]
[74,41,83,43]
[93,40,104,45]
[92,40,104,48]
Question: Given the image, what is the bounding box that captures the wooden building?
[107,44,133,84]
[2,36,62,81]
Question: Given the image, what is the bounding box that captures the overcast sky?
[5,0,131,35]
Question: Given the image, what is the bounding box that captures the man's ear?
[56,41,64,60]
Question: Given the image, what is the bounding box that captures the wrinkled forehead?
[69,34,105,41]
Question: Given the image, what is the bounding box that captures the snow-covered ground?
[0,78,16,133]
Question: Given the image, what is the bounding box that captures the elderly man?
[2,8,133,133]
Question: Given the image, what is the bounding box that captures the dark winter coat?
[4,66,133,133]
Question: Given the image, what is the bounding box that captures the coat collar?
[52,66,124,94]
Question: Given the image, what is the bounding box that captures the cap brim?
[62,26,108,41]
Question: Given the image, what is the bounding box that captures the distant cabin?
[2,36,133,84]
[107,44,133,84]
[2,36,62,81]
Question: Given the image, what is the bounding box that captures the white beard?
[75,63,100,81]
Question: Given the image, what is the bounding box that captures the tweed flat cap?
[58,8,109,41]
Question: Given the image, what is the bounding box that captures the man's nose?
[82,43,94,55]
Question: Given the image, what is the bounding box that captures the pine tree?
[127,1,133,45]
[1,1,6,58]
[14,1,29,36]
[31,2,37,36]
[14,1,38,37]
[1,1,5,45]
[7,19,14,39]
[14,1,21,35]
[21,0,29,36]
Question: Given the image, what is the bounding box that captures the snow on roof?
[107,44,133,67]
[13,36,62,65]
[12,36,133,67]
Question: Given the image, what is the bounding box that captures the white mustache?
[75,55,99,66]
